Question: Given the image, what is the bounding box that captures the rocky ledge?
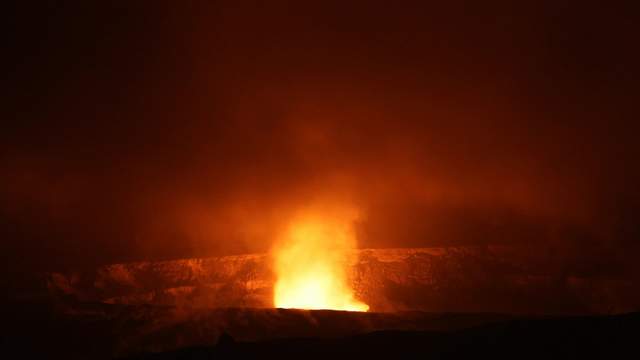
[46,247,638,314]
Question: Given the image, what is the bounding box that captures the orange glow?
[272,209,369,312]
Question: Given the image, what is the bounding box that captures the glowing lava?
[272,211,369,312]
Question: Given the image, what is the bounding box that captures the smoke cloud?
[2,1,638,296]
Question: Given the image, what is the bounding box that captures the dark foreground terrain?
[131,315,640,360]
[1,301,637,359]
[130,313,639,360]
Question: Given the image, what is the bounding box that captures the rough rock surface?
[46,247,638,314]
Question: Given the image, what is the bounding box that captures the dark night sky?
[2,0,639,289]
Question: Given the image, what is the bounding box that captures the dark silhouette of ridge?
[126,312,638,359]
